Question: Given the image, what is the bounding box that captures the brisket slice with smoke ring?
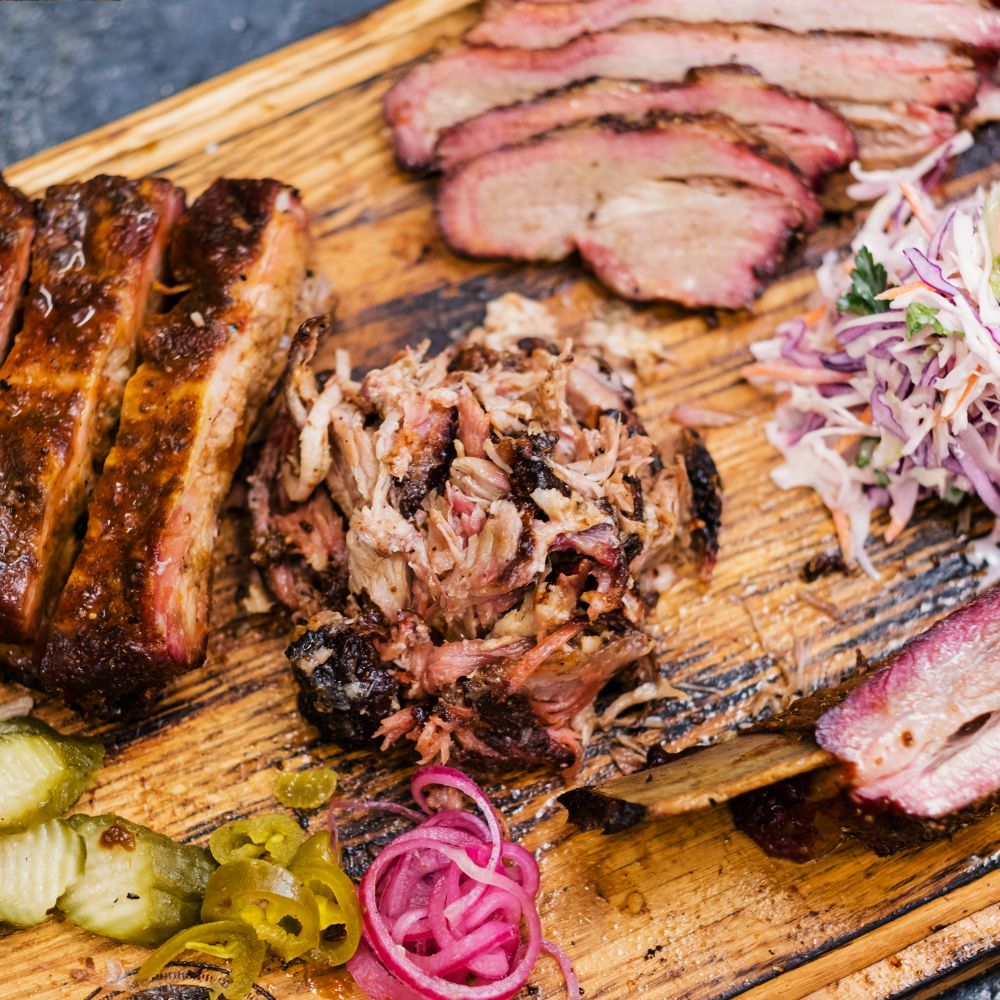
[0,176,34,364]
[384,25,977,168]
[434,68,857,184]
[736,585,1000,857]
[468,0,1000,52]
[0,176,184,685]
[41,179,309,719]
[438,119,818,307]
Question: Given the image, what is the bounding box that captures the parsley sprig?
[837,246,893,316]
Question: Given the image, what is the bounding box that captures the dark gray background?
[1,2,998,998]
[0,0,384,169]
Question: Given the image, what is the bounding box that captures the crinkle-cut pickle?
[201,858,320,961]
[209,813,302,867]
[0,717,103,833]
[274,768,338,810]
[137,919,266,1000]
[58,814,217,947]
[0,818,85,928]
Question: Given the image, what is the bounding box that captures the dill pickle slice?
[58,814,217,948]
[0,818,85,928]
[0,718,104,833]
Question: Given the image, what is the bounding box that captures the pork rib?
[384,26,978,168]
[0,176,34,364]
[814,585,1000,819]
[438,118,818,307]
[468,0,1000,51]
[435,68,856,183]
[0,176,183,685]
[42,179,309,718]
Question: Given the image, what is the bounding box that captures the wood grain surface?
[4,1,1000,998]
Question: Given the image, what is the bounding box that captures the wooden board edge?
[802,901,1000,1000]
[739,871,1000,1000]
[2,0,476,196]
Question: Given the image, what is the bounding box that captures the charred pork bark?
[41,179,309,718]
[680,429,722,579]
[438,118,818,307]
[287,616,401,747]
[0,176,34,363]
[385,26,978,168]
[468,0,1000,51]
[0,176,183,685]
[435,68,856,183]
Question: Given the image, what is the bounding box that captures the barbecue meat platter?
[12,1,1000,998]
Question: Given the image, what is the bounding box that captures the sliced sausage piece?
[42,179,309,719]
[385,26,979,168]
[0,176,184,683]
[0,176,34,364]
[438,118,817,307]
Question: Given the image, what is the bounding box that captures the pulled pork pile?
[249,294,721,775]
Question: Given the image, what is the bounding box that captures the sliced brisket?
[41,179,309,718]
[468,0,1000,52]
[385,26,978,168]
[0,176,183,685]
[835,101,958,169]
[434,68,856,184]
[815,584,1000,819]
[438,118,817,307]
[0,176,34,363]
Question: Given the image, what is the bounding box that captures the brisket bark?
[41,179,309,718]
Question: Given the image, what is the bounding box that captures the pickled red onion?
[336,765,579,1000]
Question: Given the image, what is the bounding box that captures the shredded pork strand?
[265,294,720,772]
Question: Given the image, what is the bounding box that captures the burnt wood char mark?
[0,176,34,363]
[0,175,183,660]
[40,179,308,719]
[681,428,722,579]
[558,786,647,834]
[335,262,581,369]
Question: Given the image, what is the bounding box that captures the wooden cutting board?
[5,2,1000,997]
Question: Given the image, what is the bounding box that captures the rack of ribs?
[42,178,309,719]
[0,176,35,364]
[0,176,184,685]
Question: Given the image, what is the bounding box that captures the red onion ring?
[336,766,579,1000]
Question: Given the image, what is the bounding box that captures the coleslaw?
[743,132,1000,578]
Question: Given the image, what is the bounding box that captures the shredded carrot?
[938,366,982,423]
[833,406,872,453]
[841,258,854,276]
[740,363,854,385]
[831,508,854,564]
[884,517,908,544]
[799,305,827,326]
[874,281,934,301]
[900,182,936,237]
